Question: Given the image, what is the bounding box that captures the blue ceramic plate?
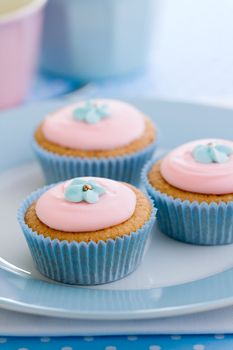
[1,98,233,320]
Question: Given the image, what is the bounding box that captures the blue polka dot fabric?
[0,335,232,350]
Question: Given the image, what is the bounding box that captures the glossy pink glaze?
[160,139,233,195]
[0,3,45,109]
[42,99,145,150]
[35,177,136,232]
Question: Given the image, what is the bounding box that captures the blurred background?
[1,0,233,109]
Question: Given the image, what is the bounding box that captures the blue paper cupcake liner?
[32,139,157,186]
[17,185,156,285]
[142,159,233,245]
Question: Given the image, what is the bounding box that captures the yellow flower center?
[82,184,93,191]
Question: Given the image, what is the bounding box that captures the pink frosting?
[35,177,136,232]
[160,139,233,195]
[42,99,145,150]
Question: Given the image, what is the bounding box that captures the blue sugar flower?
[192,142,233,164]
[64,178,106,204]
[73,101,110,124]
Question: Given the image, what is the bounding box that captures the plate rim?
[2,266,233,320]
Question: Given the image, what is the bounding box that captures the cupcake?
[33,99,157,185]
[18,176,155,284]
[142,139,233,245]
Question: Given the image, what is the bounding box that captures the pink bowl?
[0,0,47,110]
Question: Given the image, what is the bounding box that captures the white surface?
[1,306,233,336]
[2,161,233,291]
[153,0,233,100]
[107,0,233,102]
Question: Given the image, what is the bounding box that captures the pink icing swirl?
[160,139,233,195]
[42,99,145,150]
[35,177,136,232]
